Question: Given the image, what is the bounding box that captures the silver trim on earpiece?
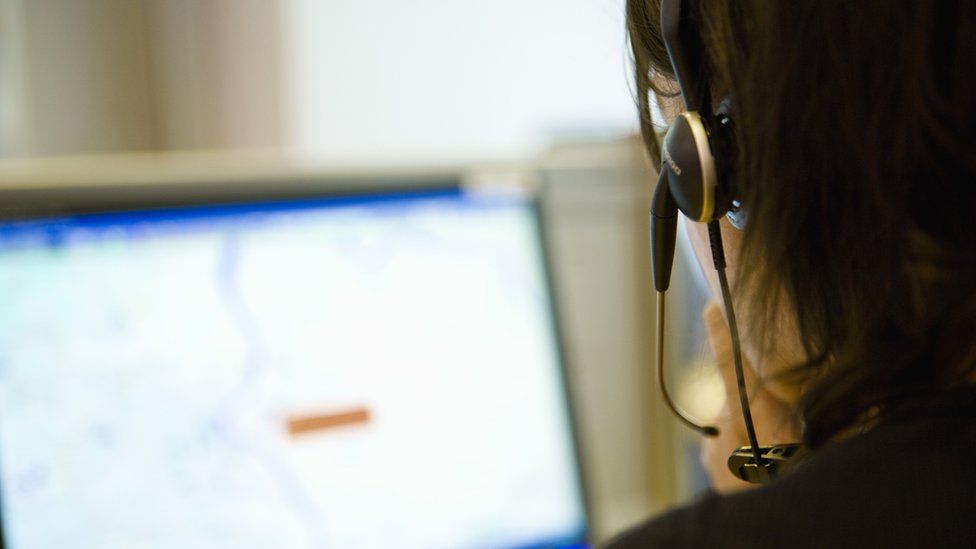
[680,112,716,222]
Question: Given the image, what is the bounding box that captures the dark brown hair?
[628,0,976,447]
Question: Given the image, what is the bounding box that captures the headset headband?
[661,0,708,112]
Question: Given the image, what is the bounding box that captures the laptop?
[0,173,588,548]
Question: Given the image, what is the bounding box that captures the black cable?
[656,290,719,437]
[708,220,764,468]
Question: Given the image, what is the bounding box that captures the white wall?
[280,0,637,164]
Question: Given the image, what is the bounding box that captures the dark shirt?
[606,386,976,548]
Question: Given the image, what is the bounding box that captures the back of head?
[628,0,976,447]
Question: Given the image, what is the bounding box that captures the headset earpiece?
[660,98,738,224]
[662,112,719,222]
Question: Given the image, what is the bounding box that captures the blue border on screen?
[0,188,469,244]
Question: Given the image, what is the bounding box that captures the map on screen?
[0,190,586,549]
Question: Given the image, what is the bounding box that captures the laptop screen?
[0,188,586,548]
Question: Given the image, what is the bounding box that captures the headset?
[651,0,800,484]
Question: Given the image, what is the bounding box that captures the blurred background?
[0,0,637,159]
[0,0,719,546]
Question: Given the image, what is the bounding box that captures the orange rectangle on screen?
[287,407,371,436]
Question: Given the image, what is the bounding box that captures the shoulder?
[604,397,976,548]
[603,492,719,549]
